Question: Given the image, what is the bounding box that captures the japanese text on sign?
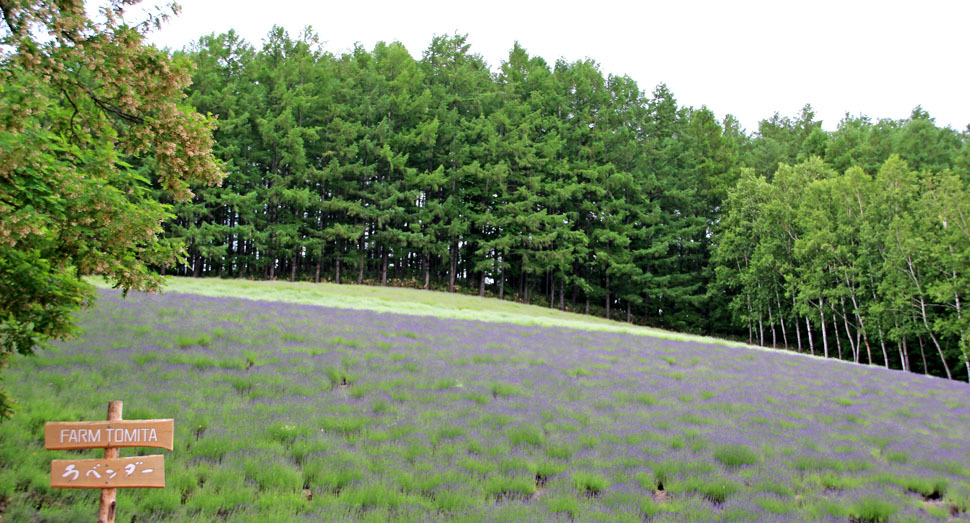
[50,455,165,489]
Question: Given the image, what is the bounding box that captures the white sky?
[144,0,970,133]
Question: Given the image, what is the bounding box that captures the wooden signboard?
[45,419,174,451]
[51,455,165,489]
[46,401,173,523]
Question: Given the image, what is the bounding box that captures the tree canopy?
[161,28,970,382]
[0,0,224,417]
[3,9,968,413]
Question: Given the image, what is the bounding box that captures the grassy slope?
[87,277,918,377]
[146,278,899,370]
[129,276,748,349]
[1,280,965,521]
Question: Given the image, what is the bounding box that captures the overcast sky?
[144,0,969,133]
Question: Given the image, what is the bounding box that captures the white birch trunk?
[806,316,814,356]
[840,298,857,363]
[819,302,828,359]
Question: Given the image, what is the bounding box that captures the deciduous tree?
[0,0,224,417]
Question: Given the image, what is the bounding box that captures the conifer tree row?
[165,28,969,380]
[167,29,734,328]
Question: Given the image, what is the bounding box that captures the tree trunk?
[359,235,367,284]
[758,313,764,347]
[840,299,857,363]
[919,294,952,379]
[907,255,951,379]
[448,242,457,293]
[479,270,486,297]
[746,293,754,345]
[290,251,298,282]
[857,313,872,364]
[548,272,554,308]
[895,318,907,371]
[314,259,321,283]
[949,249,969,382]
[381,249,388,286]
[559,278,565,311]
[869,272,889,366]
[605,273,611,320]
[844,274,873,365]
[627,301,632,323]
[918,335,929,376]
[904,257,952,378]
[423,253,430,290]
[776,293,788,349]
[900,335,909,372]
[268,258,275,280]
[876,324,889,369]
[499,270,505,300]
[336,258,341,285]
[806,316,815,356]
[768,302,777,348]
[819,303,828,359]
[856,328,863,363]
[833,314,843,361]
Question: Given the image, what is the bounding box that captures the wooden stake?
[98,401,122,523]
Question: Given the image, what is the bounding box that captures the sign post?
[45,401,174,523]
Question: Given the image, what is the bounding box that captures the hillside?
[147,277,747,346]
[1,283,968,521]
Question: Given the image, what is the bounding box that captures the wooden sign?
[51,455,165,489]
[46,401,173,523]
[45,419,174,450]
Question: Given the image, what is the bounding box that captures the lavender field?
[2,289,969,522]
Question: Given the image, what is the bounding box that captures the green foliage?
[7,4,964,436]
[6,285,970,520]
[713,443,760,468]
[152,29,756,339]
[0,1,223,417]
[490,382,527,398]
[671,475,739,504]
[150,23,970,384]
[544,493,580,518]
[572,471,609,496]
[715,149,970,381]
[339,482,403,510]
[849,496,897,522]
[484,474,536,498]
[243,458,302,490]
[505,424,545,447]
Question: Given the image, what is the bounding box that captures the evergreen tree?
[421,34,493,292]
[154,29,970,381]
[175,30,255,277]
